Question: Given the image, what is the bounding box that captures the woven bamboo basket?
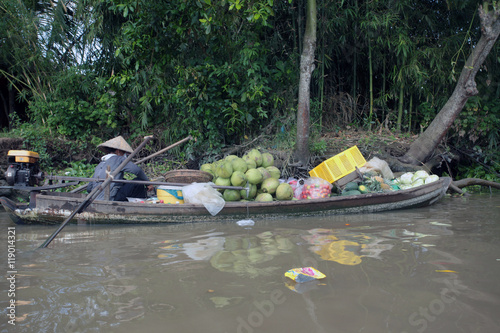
[164,170,213,183]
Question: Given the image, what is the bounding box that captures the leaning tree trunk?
[295,0,317,165]
[400,4,500,165]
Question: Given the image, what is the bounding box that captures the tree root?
[448,178,500,195]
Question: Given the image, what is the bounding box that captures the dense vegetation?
[1,0,499,181]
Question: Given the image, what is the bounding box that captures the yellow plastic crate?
[309,146,366,183]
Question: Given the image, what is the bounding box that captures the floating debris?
[285,267,326,283]
[236,219,255,227]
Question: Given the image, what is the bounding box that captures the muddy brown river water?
[1,193,499,333]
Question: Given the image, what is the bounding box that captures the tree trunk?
[8,86,14,130]
[408,94,413,132]
[295,0,317,165]
[0,90,8,128]
[396,83,404,132]
[368,39,373,130]
[352,0,359,101]
[400,4,500,165]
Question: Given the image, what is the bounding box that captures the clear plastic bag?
[182,183,225,216]
[300,177,333,199]
[287,177,305,199]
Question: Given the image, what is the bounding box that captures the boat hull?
[0,178,452,225]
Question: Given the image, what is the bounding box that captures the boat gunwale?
[2,177,451,224]
[35,177,450,207]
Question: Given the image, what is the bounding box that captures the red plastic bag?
[300,177,332,199]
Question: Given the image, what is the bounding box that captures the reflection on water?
[1,194,500,333]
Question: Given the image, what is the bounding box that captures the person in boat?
[87,136,154,201]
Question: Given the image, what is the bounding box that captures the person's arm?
[122,161,149,181]
[122,159,154,192]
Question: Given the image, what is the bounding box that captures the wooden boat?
[0,177,452,225]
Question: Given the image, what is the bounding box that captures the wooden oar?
[135,135,193,164]
[50,135,193,194]
[39,135,154,248]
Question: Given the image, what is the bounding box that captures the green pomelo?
[275,183,294,200]
[257,167,272,180]
[260,178,280,194]
[230,171,247,186]
[231,158,248,173]
[266,166,281,179]
[245,168,263,185]
[215,177,231,187]
[255,193,273,202]
[246,159,257,170]
[240,184,257,199]
[211,161,221,176]
[216,161,233,178]
[223,189,241,201]
[212,159,221,168]
[200,163,213,175]
[261,152,274,168]
[225,155,239,162]
[248,148,263,167]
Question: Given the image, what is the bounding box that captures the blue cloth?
[87,154,150,201]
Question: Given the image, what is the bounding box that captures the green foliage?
[62,161,95,178]
[417,101,438,130]
[9,116,52,169]
[451,96,500,164]
[26,70,121,139]
[449,95,500,181]
[457,159,500,185]
[2,0,500,170]
[310,139,327,156]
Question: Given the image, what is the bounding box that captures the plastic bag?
[358,156,394,179]
[299,177,332,199]
[286,177,305,199]
[182,183,225,216]
[284,267,326,283]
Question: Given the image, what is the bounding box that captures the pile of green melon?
[200,149,294,202]
[340,175,396,196]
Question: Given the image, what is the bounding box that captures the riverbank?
[0,129,496,193]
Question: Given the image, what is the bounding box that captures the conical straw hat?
[98,136,134,154]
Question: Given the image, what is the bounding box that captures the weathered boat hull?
[0,178,452,225]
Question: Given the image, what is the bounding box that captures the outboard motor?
[5,150,44,187]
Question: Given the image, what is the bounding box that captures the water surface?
[1,194,499,333]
